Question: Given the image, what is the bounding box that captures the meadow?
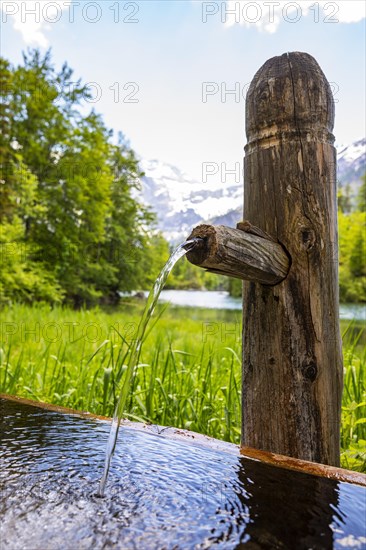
[1,302,365,472]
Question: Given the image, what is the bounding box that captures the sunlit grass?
[340,324,366,472]
[0,303,365,471]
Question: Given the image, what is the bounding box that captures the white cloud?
[336,0,366,23]
[224,1,366,32]
[1,1,72,47]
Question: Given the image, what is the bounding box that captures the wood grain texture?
[186,224,290,285]
[242,52,343,466]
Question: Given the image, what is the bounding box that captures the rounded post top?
[245,52,335,143]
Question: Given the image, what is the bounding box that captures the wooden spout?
[186,223,290,285]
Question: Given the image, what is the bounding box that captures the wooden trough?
[2,393,365,487]
[2,393,365,548]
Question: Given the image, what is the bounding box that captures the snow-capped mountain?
[337,138,365,189]
[140,139,365,242]
[140,159,242,242]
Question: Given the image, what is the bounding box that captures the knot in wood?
[300,227,316,250]
[302,362,318,382]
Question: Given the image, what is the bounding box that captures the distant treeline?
[338,186,365,302]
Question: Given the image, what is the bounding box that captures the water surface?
[1,398,365,549]
[123,290,366,320]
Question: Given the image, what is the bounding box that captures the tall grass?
[340,324,366,472]
[0,303,365,471]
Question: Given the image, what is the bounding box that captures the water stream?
[98,239,202,496]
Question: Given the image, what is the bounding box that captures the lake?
[124,290,366,321]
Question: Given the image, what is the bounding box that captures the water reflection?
[1,398,365,549]
[233,459,339,548]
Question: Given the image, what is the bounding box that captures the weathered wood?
[236,220,276,242]
[186,223,290,285]
[242,52,343,465]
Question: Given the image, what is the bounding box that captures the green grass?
[339,323,366,472]
[0,302,365,472]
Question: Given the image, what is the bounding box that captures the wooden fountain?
[187,51,343,467]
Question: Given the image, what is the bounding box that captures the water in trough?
[1,397,366,549]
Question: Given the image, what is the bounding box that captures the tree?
[102,134,158,301]
[337,183,353,214]
[338,210,366,302]
[1,50,161,306]
[357,175,366,213]
[0,57,62,304]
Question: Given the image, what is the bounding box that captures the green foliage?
[356,175,366,213]
[328,176,366,303]
[227,277,242,298]
[0,217,63,304]
[0,50,161,307]
[337,184,353,214]
[166,255,226,290]
[338,210,366,302]
[0,304,364,471]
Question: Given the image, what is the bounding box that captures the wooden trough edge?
[2,393,365,488]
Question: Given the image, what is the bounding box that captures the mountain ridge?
[140,138,365,243]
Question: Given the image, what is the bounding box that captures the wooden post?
[242,52,343,465]
[186,52,343,465]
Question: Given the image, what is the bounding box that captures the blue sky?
[1,1,365,180]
